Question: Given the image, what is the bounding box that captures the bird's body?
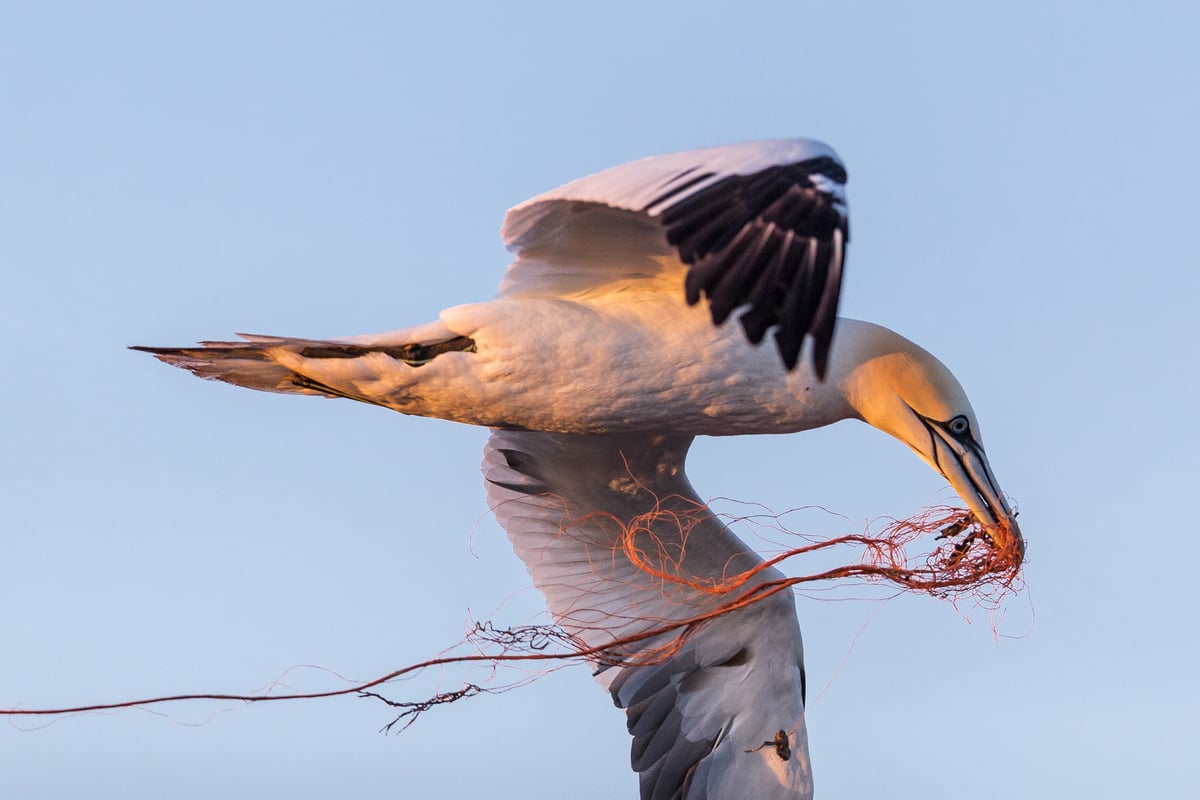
[249,290,871,436]
[136,139,1021,800]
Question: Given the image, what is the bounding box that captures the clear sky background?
[2,2,1197,798]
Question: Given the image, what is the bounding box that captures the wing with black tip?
[500,140,849,378]
[483,431,813,800]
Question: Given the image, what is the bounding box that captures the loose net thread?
[2,498,1023,729]
[587,496,1022,602]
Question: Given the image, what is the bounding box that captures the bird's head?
[840,323,1019,540]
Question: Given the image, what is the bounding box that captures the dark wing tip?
[658,157,848,377]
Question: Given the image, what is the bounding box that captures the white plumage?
[136,139,1020,800]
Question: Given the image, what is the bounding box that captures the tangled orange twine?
[1,502,1022,728]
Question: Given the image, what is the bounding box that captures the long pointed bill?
[932,434,1023,555]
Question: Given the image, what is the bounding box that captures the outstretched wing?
[483,431,812,800]
[500,139,849,378]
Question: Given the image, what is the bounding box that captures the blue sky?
[2,2,1197,797]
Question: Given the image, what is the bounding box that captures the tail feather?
[131,322,475,402]
[131,337,328,396]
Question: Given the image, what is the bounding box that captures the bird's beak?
[939,438,1009,523]
[927,429,1023,549]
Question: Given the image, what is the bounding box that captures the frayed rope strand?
[1,503,1022,722]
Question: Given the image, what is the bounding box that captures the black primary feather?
[652,158,848,379]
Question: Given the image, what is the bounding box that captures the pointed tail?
[132,327,476,402]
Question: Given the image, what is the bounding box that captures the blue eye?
[948,416,970,435]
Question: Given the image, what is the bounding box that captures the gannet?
[135,139,1021,800]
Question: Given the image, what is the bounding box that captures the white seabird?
[136,139,1022,800]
